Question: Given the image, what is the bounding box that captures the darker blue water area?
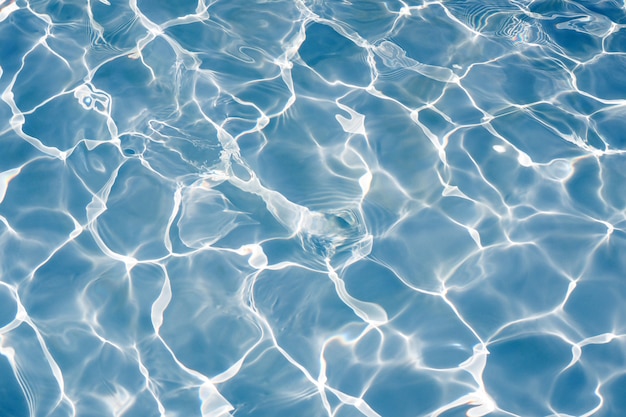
[0,355,28,417]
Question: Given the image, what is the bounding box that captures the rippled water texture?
[1,0,626,416]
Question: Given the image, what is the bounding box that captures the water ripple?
[1,0,625,416]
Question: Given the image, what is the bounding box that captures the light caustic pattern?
[1,0,626,416]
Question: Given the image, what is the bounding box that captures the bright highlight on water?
[1,0,626,416]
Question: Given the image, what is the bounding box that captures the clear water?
[1,0,626,416]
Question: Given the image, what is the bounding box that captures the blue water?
[1,0,626,416]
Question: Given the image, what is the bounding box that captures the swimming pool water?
[1,0,626,416]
